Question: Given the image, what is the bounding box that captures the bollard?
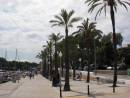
[87,85,90,95]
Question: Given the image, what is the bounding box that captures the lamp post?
[87,48,91,95]
[79,58,81,70]
[77,44,82,70]
[48,60,51,80]
[59,51,62,98]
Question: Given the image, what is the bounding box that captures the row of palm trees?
[38,0,130,93]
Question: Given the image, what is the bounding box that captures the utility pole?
[15,49,18,61]
[4,50,8,70]
[5,50,7,60]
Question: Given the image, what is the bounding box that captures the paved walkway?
[61,78,130,98]
[0,75,59,98]
[0,74,130,98]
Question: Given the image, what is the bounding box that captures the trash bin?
[128,69,130,76]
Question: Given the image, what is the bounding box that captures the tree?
[50,9,81,91]
[36,48,48,76]
[96,32,123,68]
[76,18,102,48]
[102,32,123,47]
[74,18,102,95]
[46,40,53,80]
[73,18,102,69]
[49,33,63,86]
[0,57,7,70]
[116,33,123,47]
[86,0,130,93]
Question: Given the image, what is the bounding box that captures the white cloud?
[0,0,129,62]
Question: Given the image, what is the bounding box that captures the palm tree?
[74,18,102,95]
[49,33,63,86]
[46,40,53,80]
[102,32,123,46]
[50,9,81,91]
[86,0,130,93]
[36,48,48,76]
[77,18,102,45]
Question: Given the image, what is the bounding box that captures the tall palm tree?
[50,9,81,91]
[86,0,130,93]
[49,33,62,86]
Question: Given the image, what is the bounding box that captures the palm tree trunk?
[54,41,58,73]
[87,48,90,95]
[87,48,90,83]
[50,53,52,81]
[53,41,59,86]
[64,26,70,91]
[85,31,91,95]
[61,58,64,77]
[110,5,117,93]
[43,57,47,76]
[73,65,76,80]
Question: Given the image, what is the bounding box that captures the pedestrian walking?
[29,72,32,79]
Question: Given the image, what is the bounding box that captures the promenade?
[0,74,130,98]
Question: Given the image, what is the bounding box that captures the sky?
[0,0,129,63]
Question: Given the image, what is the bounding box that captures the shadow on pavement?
[66,90,106,98]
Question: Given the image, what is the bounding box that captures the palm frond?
[95,5,104,20]
[123,1,130,6]
[50,9,81,31]
[54,15,63,22]
[61,9,68,24]
[72,29,81,36]
[49,20,60,23]
[118,0,128,10]
[88,3,102,13]
[49,33,63,42]
[68,10,75,21]
[68,24,73,27]
[51,24,58,27]
[69,17,81,25]
[77,26,84,30]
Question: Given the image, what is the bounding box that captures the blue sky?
[0,0,130,63]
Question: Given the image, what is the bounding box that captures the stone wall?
[96,70,127,75]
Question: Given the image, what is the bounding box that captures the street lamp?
[77,44,80,49]
[59,51,62,98]
[79,58,81,62]
[94,36,98,75]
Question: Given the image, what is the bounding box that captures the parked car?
[117,63,127,70]
[83,64,96,71]
[0,70,8,83]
